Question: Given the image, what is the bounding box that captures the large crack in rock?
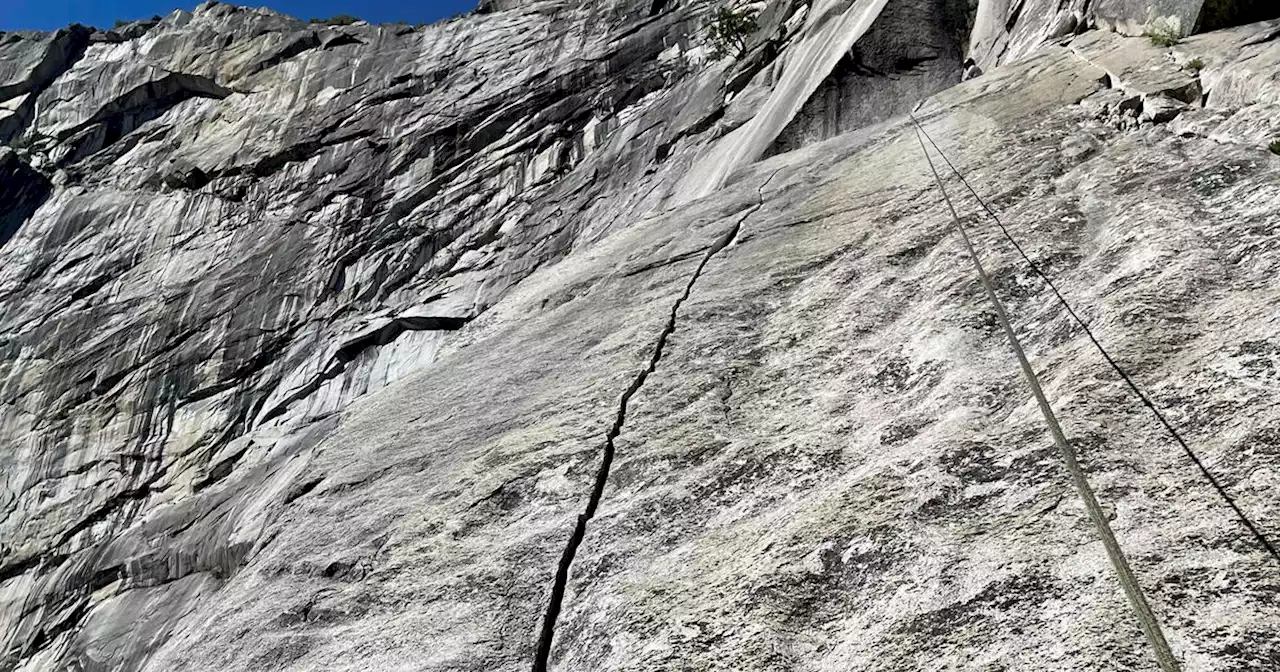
[4,1,1280,671]
[532,171,778,671]
[0,25,92,143]
[256,314,471,426]
[970,0,1280,69]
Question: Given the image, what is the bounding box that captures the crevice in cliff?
[66,272,114,304]
[654,107,725,166]
[23,598,89,658]
[1004,0,1027,32]
[46,71,233,168]
[192,442,251,493]
[242,31,322,78]
[0,553,43,585]
[321,32,366,49]
[0,25,92,144]
[256,315,470,426]
[1240,24,1280,47]
[282,475,324,505]
[0,150,53,249]
[531,171,777,672]
[1195,1,1280,33]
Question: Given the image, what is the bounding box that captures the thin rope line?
[913,126,1181,672]
[910,113,1280,565]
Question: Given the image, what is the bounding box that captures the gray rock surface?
[766,0,968,155]
[967,0,1280,69]
[0,26,91,142]
[2,1,1280,671]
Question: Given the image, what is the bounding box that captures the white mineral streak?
[675,0,890,202]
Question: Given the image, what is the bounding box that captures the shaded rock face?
[768,0,969,154]
[1196,0,1280,31]
[0,149,51,247]
[2,1,1280,672]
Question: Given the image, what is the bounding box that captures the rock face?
[0,149,51,246]
[968,0,1280,68]
[767,0,969,154]
[0,26,92,143]
[2,1,1280,671]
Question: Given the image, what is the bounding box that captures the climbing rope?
[912,124,1182,672]
[909,113,1280,566]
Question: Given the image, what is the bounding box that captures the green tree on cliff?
[706,6,758,60]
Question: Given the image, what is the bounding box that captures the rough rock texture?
[0,1,756,667]
[0,26,92,143]
[767,0,969,154]
[3,0,1280,671]
[968,0,1280,69]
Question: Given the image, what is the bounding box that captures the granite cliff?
[2,0,1280,670]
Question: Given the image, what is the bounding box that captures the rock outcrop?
[968,0,1280,68]
[2,0,1280,671]
[0,26,92,143]
[767,0,970,154]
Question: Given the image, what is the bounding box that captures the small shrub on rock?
[310,14,360,26]
[705,6,758,60]
[1146,18,1182,47]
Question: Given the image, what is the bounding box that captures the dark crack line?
[530,170,778,672]
[0,26,92,145]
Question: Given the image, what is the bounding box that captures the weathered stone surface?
[1167,19,1280,145]
[546,37,1280,669]
[1141,93,1187,122]
[767,0,969,155]
[1092,0,1206,37]
[0,26,91,142]
[0,1,745,667]
[968,0,1280,69]
[3,1,1280,671]
[969,0,1077,68]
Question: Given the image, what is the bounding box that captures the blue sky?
[1,0,478,31]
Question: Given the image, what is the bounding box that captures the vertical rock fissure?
[531,173,777,671]
[0,26,92,143]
